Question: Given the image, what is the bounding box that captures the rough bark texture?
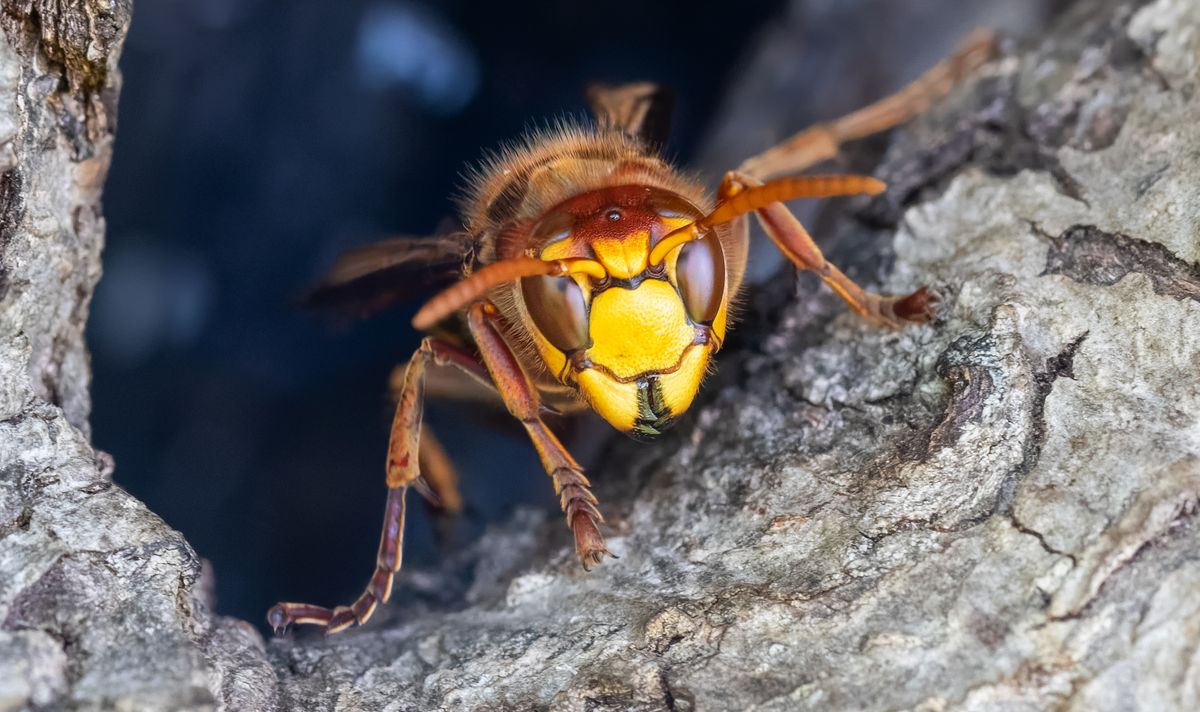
[0,3,275,711]
[2,0,1199,710]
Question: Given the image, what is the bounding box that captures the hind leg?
[738,28,996,180]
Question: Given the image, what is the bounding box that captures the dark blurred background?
[91,0,1054,627]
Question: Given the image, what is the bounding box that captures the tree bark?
[3,0,1199,710]
[0,3,275,711]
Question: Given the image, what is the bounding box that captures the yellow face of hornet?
[517,187,729,439]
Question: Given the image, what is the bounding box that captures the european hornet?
[269,30,996,634]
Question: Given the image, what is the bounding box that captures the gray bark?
[3,0,1199,710]
[0,3,274,711]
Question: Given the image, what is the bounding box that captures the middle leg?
[720,171,936,327]
[268,338,494,634]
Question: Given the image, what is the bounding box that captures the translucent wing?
[585,82,675,148]
[304,232,475,318]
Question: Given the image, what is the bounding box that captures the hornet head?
[518,186,729,439]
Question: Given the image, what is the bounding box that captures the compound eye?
[521,275,592,353]
[675,234,726,324]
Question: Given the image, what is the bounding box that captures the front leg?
[467,301,610,568]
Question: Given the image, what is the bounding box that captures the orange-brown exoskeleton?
[268,30,996,635]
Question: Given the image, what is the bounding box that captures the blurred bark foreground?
[2,0,1199,711]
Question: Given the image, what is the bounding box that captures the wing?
[585,82,675,148]
[304,232,475,318]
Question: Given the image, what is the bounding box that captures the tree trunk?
[3,0,1199,710]
[0,3,274,710]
